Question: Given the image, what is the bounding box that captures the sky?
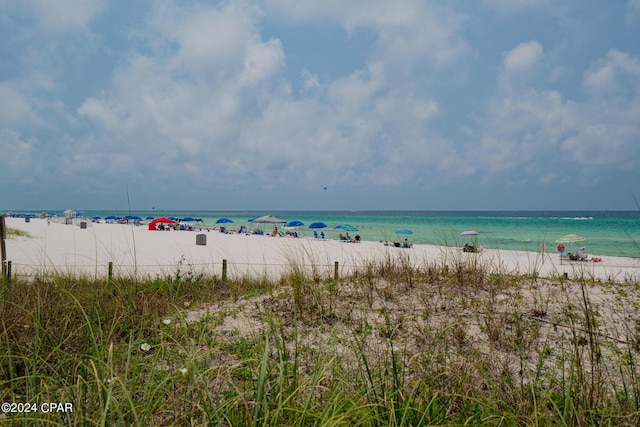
[1,0,639,212]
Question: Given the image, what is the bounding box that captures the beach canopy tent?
[250,215,287,224]
[148,217,177,230]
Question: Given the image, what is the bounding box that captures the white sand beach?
[4,217,640,283]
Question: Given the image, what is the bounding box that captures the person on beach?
[272,226,278,236]
[575,246,587,261]
[403,238,412,248]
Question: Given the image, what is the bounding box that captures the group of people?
[339,233,361,243]
[383,239,412,248]
[559,246,602,262]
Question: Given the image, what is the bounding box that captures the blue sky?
[1,0,639,211]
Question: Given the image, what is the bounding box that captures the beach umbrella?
[251,215,287,224]
[151,217,177,224]
[127,215,143,221]
[216,218,234,224]
[309,222,327,229]
[333,225,343,229]
[287,220,304,227]
[168,217,179,221]
[555,234,585,243]
[342,225,359,232]
[104,215,117,220]
[460,230,479,236]
[91,216,101,220]
[145,216,155,220]
[396,229,413,235]
[181,217,195,222]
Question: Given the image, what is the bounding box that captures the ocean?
[7,210,640,258]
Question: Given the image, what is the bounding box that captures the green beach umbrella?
[555,234,585,243]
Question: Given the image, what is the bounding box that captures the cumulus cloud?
[583,50,640,97]
[0,0,106,33]
[1,0,639,208]
[472,45,640,186]
[266,0,470,68]
[503,41,544,75]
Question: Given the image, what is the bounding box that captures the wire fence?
[1,258,352,283]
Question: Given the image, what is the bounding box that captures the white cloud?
[473,48,640,185]
[0,131,37,179]
[0,0,106,33]
[0,82,37,126]
[265,0,470,68]
[503,41,544,75]
[583,50,640,96]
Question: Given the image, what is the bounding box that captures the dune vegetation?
[1,252,640,426]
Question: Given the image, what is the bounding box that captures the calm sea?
[9,210,640,258]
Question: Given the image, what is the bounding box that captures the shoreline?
[4,217,640,283]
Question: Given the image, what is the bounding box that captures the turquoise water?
[8,210,640,258]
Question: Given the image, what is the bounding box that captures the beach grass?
[2,255,640,426]
[5,227,31,239]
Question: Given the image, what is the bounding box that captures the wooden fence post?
[222,259,227,282]
[334,261,339,281]
[0,215,6,274]
[108,262,113,281]
[6,261,11,283]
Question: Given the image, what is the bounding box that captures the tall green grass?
[1,254,640,426]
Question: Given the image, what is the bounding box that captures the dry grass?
[2,253,640,425]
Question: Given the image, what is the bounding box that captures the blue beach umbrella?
[181,217,195,222]
[333,225,343,229]
[104,215,117,220]
[287,220,304,227]
[168,217,178,221]
[145,216,155,220]
[91,216,101,220]
[216,218,234,224]
[309,222,327,229]
[342,225,359,232]
[128,215,143,221]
